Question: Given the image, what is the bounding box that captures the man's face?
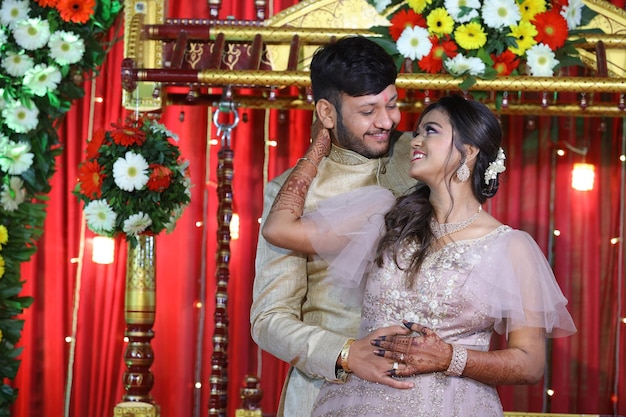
[332,85,401,159]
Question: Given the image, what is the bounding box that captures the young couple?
[251,36,576,417]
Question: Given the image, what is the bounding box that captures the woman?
[262,94,576,416]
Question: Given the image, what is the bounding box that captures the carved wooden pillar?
[114,234,160,416]
[208,144,234,417]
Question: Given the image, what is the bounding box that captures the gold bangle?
[340,338,355,373]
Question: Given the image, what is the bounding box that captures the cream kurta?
[250,131,415,417]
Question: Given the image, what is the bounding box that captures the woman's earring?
[457,161,470,182]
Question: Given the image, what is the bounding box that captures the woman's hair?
[375,94,503,285]
[309,36,398,110]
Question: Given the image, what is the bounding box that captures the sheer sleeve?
[300,186,396,306]
[472,229,577,338]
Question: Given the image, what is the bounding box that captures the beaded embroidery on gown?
[303,186,576,417]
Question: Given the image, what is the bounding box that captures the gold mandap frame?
[121,0,626,117]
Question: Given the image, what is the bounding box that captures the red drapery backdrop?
[12,1,626,417]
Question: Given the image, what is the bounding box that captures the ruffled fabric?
[469,228,577,338]
[301,185,395,306]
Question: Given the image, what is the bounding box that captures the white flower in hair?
[484,147,506,184]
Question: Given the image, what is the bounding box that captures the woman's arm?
[261,120,330,253]
[372,321,546,385]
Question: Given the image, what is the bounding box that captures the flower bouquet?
[366,0,598,88]
[74,116,192,246]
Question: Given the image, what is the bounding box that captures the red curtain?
[12,1,626,417]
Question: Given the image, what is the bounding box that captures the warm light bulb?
[92,236,115,264]
[572,163,595,191]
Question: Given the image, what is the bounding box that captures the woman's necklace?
[430,205,482,240]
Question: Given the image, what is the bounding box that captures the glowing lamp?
[571,163,595,191]
[92,236,115,264]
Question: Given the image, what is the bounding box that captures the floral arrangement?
[0,0,122,414]
[367,0,597,88]
[74,116,192,246]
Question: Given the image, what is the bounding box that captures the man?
[250,36,416,417]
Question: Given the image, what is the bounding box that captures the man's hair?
[309,36,398,108]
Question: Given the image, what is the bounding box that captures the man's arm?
[250,177,348,381]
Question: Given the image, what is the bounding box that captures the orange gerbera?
[418,36,457,73]
[533,10,569,50]
[491,50,520,75]
[146,164,173,192]
[389,9,426,41]
[57,0,96,24]
[86,128,108,159]
[109,124,147,146]
[78,160,105,198]
[35,0,59,7]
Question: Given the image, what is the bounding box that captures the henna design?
[269,162,317,217]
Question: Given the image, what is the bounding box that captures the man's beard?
[334,110,394,159]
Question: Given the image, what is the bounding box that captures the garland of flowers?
[367,0,599,89]
[0,0,122,414]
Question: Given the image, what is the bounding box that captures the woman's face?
[409,108,461,185]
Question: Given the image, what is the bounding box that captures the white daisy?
[112,151,150,191]
[1,50,35,77]
[0,133,8,151]
[444,0,480,23]
[13,17,50,51]
[444,54,486,76]
[2,100,39,134]
[48,30,85,65]
[0,176,26,212]
[481,0,521,29]
[0,140,33,175]
[371,0,392,13]
[123,212,153,236]
[84,199,117,234]
[396,26,432,61]
[560,0,584,30]
[23,64,62,97]
[0,89,6,112]
[526,43,559,76]
[0,0,30,29]
[0,30,7,47]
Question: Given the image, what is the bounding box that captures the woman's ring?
[392,362,399,370]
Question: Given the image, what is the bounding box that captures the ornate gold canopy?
[121,0,626,117]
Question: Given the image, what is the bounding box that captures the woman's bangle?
[444,344,467,377]
[340,338,356,373]
[298,157,318,169]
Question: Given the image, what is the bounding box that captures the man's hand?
[346,325,415,389]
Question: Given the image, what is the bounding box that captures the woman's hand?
[307,116,331,161]
[371,321,452,378]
